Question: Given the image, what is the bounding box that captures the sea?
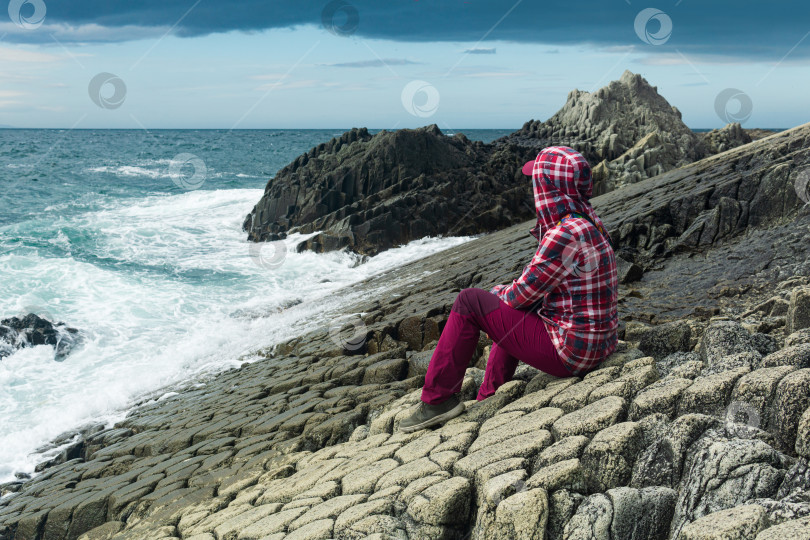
[0,128,513,484]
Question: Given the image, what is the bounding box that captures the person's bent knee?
[451,287,501,317]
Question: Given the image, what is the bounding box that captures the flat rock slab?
[756,515,810,540]
[680,504,768,540]
[551,396,627,439]
[468,407,563,454]
[453,430,553,479]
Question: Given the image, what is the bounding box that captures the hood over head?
[523,146,609,242]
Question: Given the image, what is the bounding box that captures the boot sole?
[399,402,466,433]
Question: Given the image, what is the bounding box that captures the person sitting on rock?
[400,145,619,433]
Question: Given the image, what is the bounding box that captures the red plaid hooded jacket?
[490,146,619,375]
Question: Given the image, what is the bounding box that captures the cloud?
[255,79,323,91]
[463,48,496,55]
[0,21,168,43]
[0,46,61,63]
[460,70,528,78]
[318,58,422,68]
[2,1,809,61]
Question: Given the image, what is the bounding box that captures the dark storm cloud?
[7,0,810,60]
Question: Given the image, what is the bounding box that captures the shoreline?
[0,234,477,488]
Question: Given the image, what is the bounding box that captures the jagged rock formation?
[2,128,810,538]
[244,71,740,257]
[501,70,710,195]
[700,123,754,155]
[242,124,537,256]
[0,313,80,361]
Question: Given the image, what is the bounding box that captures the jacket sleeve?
[494,225,575,309]
[489,284,507,296]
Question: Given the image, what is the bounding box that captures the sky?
[0,0,808,129]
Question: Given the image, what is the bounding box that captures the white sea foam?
[0,188,473,482]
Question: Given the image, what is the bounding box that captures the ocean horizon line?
[0,126,790,132]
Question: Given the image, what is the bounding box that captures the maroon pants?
[421,287,571,404]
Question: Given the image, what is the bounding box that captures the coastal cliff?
[3,121,810,539]
[241,71,774,258]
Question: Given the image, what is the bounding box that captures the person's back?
[537,213,619,376]
[399,145,619,433]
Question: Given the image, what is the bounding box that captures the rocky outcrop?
[242,123,537,256]
[502,70,710,194]
[0,313,80,360]
[700,123,753,155]
[244,70,754,257]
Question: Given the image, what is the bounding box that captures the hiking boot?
[398,395,465,433]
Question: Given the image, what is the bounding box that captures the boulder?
[677,367,750,417]
[631,414,722,489]
[630,377,693,420]
[581,422,644,492]
[0,313,81,360]
[561,487,676,540]
[636,321,692,360]
[551,397,627,440]
[755,344,810,370]
[406,476,471,527]
[526,459,588,493]
[755,515,810,539]
[785,328,810,348]
[770,369,810,452]
[796,407,810,458]
[533,435,590,472]
[679,504,768,540]
[547,490,585,540]
[669,435,787,539]
[702,351,762,376]
[617,255,644,284]
[699,321,758,369]
[787,287,810,334]
[656,351,702,378]
[472,487,549,540]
